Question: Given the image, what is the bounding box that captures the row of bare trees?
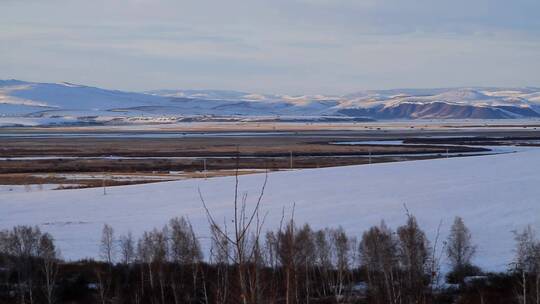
[0,214,479,304]
[357,215,478,304]
[92,217,204,304]
[13,210,540,304]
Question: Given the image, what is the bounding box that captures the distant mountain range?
[1,79,540,126]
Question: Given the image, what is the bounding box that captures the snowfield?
[1,149,540,271]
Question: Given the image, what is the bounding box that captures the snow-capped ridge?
[2,79,540,125]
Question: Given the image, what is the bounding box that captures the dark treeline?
[1,213,540,304]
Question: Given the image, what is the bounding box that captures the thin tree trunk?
[535,273,540,304]
[524,270,528,304]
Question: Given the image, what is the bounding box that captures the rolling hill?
[2,79,540,126]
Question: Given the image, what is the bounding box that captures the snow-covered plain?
[1,150,540,271]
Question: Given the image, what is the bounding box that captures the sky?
[1,0,539,95]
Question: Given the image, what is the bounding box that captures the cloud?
[0,0,539,94]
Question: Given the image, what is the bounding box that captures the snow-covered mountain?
[2,79,540,126]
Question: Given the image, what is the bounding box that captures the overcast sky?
[1,0,539,94]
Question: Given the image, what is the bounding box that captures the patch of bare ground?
[3,127,526,190]
[0,170,265,190]
[0,136,485,158]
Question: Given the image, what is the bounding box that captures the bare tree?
[150,227,169,304]
[209,223,231,304]
[314,229,332,298]
[397,214,431,304]
[360,222,400,304]
[135,227,170,304]
[2,226,60,304]
[100,224,115,265]
[429,220,446,292]
[169,217,202,265]
[119,232,135,265]
[38,233,59,304]
[97,224,115,304]
[263,230,281,303]
[296,224,315,304]
[198,166,268,304]
[118,232,136,302]
[277,220,297,304]
[168,216,203,303]
[137,232,154,298]
[447,217,476,270]
[330,227,352,302]
[513,226,539,304]
[7,225,42,304]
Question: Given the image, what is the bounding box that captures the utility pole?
[290,151,293,169]
[203,158,207,179]
[102,173,107,195]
